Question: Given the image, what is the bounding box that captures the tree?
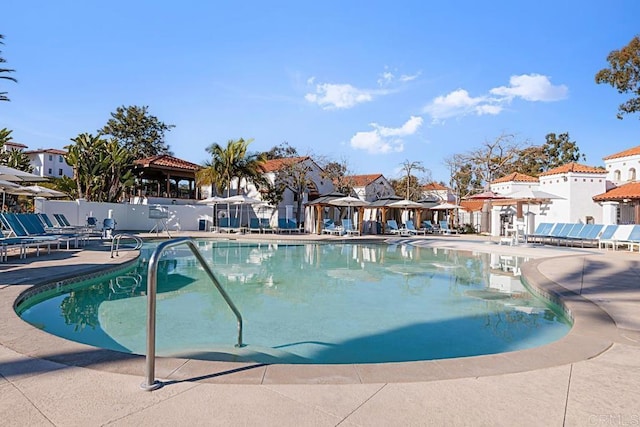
[595,35,640,120]
[5,149,32,172]
[196,138,265,197]
[445,133,523,198]
[274,158,314,224]
[398,160,428,200]
[0,35,17,102]
[65,133,134,202]
[100,105,174,158]
[508,132,584,176]
[264,141,298,160]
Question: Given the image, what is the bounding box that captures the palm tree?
[196,138,265,197]
[5,149,32,172]
[0,35,17,102]
[66,133,105,200]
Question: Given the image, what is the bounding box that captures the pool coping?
[0,237,621,385]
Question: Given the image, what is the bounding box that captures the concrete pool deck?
[0,232,639,425]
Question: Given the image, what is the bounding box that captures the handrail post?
[141,237,243,391]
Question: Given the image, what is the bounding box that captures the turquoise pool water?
[17,241,570,364]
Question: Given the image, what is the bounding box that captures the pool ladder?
[110,233,144,258]
[141,237,244,391]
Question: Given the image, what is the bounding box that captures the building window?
[59,155,63,163]
[48,168,52,174]
[614,170,621,181]
[58,169,63,176]
[629,168,636,181]
[48,154,53,161]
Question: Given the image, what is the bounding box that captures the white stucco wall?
[605,154,640,185]
[538,172,606,223]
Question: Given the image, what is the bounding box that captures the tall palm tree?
[0,35,17,102]
[196,138,265,197]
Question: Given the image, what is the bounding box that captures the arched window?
[629,168,636,181]
[614,170,621,181]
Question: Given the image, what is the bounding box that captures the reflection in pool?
[17,241,570,364]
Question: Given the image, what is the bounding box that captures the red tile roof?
[260,156,310,172]
[491,172,538,184]
[422,182,449,191]
[539,162,607,176]
[593,182,640,201]
[134,155,201,171]
[603,145,640,161]
[345,174,384,187]
[25,148,67,155]
[460,200,484,212]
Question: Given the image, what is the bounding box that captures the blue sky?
[2,1,639,184]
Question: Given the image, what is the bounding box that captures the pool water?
[17,241,570,364]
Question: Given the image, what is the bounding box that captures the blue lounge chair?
[18,213,84,249]
[526,223,554,244]
[597,225,618,249]
[342,218,360,236]
[249,217,262,233]
[439,221,457,234]
[613,224,640,251]
[386,219,405,235]
[0,213,62,256]
[321,219,343,236]
[405,220,426,235]
[421,220,435,233]
[259,218,275,233]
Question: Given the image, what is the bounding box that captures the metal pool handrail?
[141,237,244,391]
[110,233,143,258]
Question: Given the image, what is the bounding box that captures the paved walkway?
[0,233,639,426]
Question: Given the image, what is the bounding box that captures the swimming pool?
[16,240,571,364]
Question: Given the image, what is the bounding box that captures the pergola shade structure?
[132,155,202,200]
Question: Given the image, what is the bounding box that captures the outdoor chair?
[342,218,360,236]
[405,220,426,235]
[439,221,457,234]
[321,218,343,235]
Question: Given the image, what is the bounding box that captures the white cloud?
[399,72,421,82]
[424,73,568,122]
[350,116,423,154]
[490,74,568,101]
[377,71,394,86]
[305,83,375,109]
[423,89,501,121]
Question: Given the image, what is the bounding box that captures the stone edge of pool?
[0,238,618,385]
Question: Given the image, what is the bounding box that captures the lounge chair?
[385,219,406,235]
[599,225,634,250]
[526,223,555,244]
[597,225,618,249]
[249,218,262,233]
[18,213,85,249]
[405,220,426,235]
[565,224,604,247]
[259,218,275,233]
[554,223,585,246]
[0,213,62,256]
[277,218,300,233]
[321,219,343,235]
[421,220,435,233]
[612,224,640,251]
[439,221,457,234]
[342,219,360,236]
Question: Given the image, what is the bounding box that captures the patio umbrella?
[388,199,423,209]
[467,190,507,200]
[504,189,564,237]
[21,185,68,198]
[197,196,226,228]
[329,196,370,221]
[0,179,24,209]
[223,194,264,228]
[0,166,48,182]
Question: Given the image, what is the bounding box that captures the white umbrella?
[504,189,564,200]
[329,196,370,227]
[0,180,26,208]
[223,194,265,228]
[505,189,564,238]
[21,185,68,198]
[0,166,48,182]
[388,199,423,209]
[197,196,226,229]
[430,202,463,210]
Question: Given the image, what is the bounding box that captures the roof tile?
[539,162,607,176]
[593,182,640,201]
[603,145,640,161]
[134,155,201,171]
[260,156,309,172]
[491,172,538,184]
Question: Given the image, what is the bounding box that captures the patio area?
[0,233,638,425]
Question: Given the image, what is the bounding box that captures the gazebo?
[131,155,202,201]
